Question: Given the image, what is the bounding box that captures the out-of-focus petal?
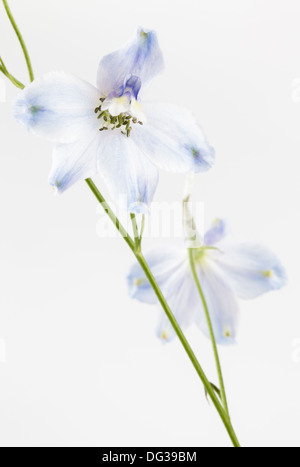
[127,245,197,342]
[196,259,240,345]
[97,132,159,213]
[156,268,200,342]
[131,102,215,173]
[127,245,186,305]
[216,243,287,300]
[48,131,101,193]
[14,72,99,144]
[204,218,228,246]
[97,29,164,96]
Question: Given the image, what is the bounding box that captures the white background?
[0,0,299,448]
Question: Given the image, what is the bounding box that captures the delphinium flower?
[13,28,215,213]
[128,218,287,343]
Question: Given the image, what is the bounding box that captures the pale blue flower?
[128,219,287,344]
[13,29,215,213]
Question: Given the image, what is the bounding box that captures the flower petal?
[204,218,228,246]
[216,243,287,300]
[49,131,101,193]
[127,245,197,342]
[97,132,159,213]
[127,245,186,305]
[97,29,164,96]
[156,269,200,342]
[196,260,240,345]
[131,102,215,173]
[14,72,99,144]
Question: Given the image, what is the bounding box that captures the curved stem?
[0,56,24,89]
[2,0,34,82]
[86,178,240,447]
[188,248,229,416]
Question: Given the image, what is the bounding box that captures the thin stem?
[130,213,145,253]
[188,248,229,416]
[0,56,24,89]
[85,178,240,448]
[130,213,140,253]
[2,0,34,82]
[139,214,145,242]
[86,179,135,251]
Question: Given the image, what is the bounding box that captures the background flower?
[128,219,287,344]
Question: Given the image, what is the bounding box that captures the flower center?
[95,97,143,137]
[193,246,220,264]
[261,269,274,278]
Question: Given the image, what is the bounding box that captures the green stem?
[85,178,240,448]
[86,179,135,251]
[130,213,140,253]
[188,248,229,416]
[0,56,24,89]
[2,0,34,82]
[139,214,145,242]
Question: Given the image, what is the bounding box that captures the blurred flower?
[13,28,214,213]
[128,219,287,344]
